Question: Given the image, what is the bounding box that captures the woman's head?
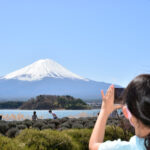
[123,74,150,126]
[122,74,150,149]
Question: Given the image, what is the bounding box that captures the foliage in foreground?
[0,125,133,150]
[0,117,97,137]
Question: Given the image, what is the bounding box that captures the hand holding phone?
[114,88,125,104]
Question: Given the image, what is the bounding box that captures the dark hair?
[123,74,150,150]
[49,110,52,113]
[34,111,36,115]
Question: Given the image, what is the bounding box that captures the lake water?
[0,109,100,121]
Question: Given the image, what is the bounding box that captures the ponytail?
[144,134,150,150]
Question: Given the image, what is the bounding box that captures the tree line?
[0,95,90,110]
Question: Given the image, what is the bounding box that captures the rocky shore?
[0,116,133,138]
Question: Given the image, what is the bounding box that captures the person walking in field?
[89,74,150,150]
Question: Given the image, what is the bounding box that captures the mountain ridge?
[0,59,121,100]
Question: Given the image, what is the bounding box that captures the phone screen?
[114,88,125,104]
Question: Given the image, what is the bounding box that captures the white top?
[99,136,146,150]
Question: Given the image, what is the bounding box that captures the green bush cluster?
[0,125,133,150]
[0,116,134,140]
[63,129,92,150]
[16,129,75,150]
[104,125,133,141]
[0,117,96,137]
[0,135,22,150]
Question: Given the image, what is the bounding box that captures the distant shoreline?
[0,108,93,110]
[0,109,99,121]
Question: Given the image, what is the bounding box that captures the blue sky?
[0,0,150,87]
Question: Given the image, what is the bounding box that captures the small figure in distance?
[0,115,2,120]
[49,110,58,119]
[32,111,38,121]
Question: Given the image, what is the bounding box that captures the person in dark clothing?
[32,111,38,121]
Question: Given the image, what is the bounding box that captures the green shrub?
[50,119,60,126]
[12,121,22,125]
[0,125,134,150]
[104,125,133,141]
[59,117,69,123]
[0,135,22,150]
[72,123,84,129]
[77,118,88,126]
[84,121,94,128]
[41,124,55,130]
[60,121,71,129]
[58,127,69,131]
[64,129,92,150]
[16,129,77,150]
[32,121,45,130]
[0,122,9,135]
[6,127,19,138]
[0,116,134,150]
[18,124,27,130]
[8,122,17,128]
[23,119,32,128]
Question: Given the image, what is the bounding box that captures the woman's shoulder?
[129,136,145,149]
[98,136,145,150]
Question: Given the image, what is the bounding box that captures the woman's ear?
[122,106,128,119]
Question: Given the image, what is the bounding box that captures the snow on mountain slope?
[0,59,122,100]
[3,59,88,81]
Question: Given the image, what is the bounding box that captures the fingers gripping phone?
[114,88,125,104]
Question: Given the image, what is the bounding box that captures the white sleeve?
[98,139,132,150]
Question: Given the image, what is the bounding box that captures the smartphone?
[114,88,125,104]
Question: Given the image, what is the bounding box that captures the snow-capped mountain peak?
[3,59,88,81]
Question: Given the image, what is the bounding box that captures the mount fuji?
[2,59,88,81]
[0,59,120,101]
